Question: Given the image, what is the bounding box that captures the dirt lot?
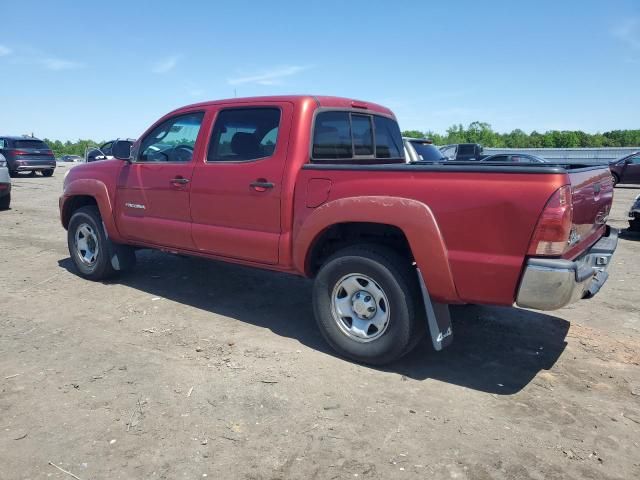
[1,165,639,480]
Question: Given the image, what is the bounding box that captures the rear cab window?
[312,111,404,163]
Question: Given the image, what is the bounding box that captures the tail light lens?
[528,185,574,256]
[13,150,28,156]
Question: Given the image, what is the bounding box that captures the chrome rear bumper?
[516,227,618,310]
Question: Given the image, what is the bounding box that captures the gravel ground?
[1,165,639,480]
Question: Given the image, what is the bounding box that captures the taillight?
[528,185,574,256]
[13,150,28,155]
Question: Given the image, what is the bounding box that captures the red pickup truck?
[60,95,617,364]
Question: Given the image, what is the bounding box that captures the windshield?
[409,141,445,162]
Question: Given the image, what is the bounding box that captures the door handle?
[170,177,190,184]
[250,180,274,191]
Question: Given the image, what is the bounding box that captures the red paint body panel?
[60,95,614,308]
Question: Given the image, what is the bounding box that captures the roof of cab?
[172,95,395,117]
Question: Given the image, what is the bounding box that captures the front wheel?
[611,173,619,187]
[67,205,136,280]
[312,245,424,365]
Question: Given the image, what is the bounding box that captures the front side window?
[139,112,204,163]
[207,108,281,162]
[630,155,640,164]
[312,111,404,161]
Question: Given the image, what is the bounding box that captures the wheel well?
[62,195,98,229]
[306,222,413,276]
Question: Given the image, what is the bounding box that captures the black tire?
[0,192,10,210]
[67,205,136,280]
[611,173,619,187]
[8,170,17,178]
[630,218,640,233]
[41,169,54,177]
[312,245,424,365]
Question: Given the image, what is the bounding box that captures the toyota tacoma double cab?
[60,95,617,365]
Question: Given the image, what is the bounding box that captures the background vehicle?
[481,153,547,163]
[59,155,83,163]
[439,143,487,161]
[403,137,447,163]
[86,139,135,162]
[60,95,617,365]
[609,151,640,186]
[0,136,56,177]
[0,154,10,209]
[629,195,640,232]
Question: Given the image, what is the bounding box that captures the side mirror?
[112,139,134,161]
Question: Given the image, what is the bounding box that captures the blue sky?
[0,0,639,141]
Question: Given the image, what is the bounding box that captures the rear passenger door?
[189,103,293,264]
[623,154,640,183]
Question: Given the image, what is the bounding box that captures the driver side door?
[115,110,205,249]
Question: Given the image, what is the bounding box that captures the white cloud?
[0,45,11,56]
[228,65,309,86]
[40,57,84,71]
[612,18,640,50]
[152,55,179,74]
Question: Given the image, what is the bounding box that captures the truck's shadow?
[59,250,569,395]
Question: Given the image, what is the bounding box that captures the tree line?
[42,122,640,157]
[402,122,640,148]
[43,139,103,158]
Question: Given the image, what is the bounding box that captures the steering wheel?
[173,144,194,162]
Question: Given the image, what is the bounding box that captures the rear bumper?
[15,165,55,171]
[516,227,618,310]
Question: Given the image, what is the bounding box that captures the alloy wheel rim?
[331,273,390,342]
[75,223,99,266]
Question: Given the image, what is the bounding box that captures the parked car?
[0,136,56,177]
[439,143,487,161]
[0,153,11,209]
[59,155,83,163]
[629,195,640,232]
[481,153,547,163]
[86,139,135,162]
[403,137,447,163]
[609,151,640,186]
[60,95,617,365]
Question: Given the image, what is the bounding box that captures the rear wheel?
[630,217,640,232]
[8,170,18,178]
[312,245,424,365]
[68,205,136,280]
[0,193,10,210]
[41,169,54,177]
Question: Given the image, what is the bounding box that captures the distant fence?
[484,147,639,164]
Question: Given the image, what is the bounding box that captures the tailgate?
[566,166,613,258]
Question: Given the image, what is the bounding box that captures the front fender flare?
[293,196,460,303]
[61,178,123,243]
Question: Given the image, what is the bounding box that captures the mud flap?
[102,221,135,271]
[416,268,453,351]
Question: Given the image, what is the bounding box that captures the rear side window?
[14,139,49,149]
[208,108,281,162]
[458,145,475,156]
[312,111,404,162]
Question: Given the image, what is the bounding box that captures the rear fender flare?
[293,196,460,303]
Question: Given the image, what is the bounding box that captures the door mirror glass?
[112,139,134,161]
